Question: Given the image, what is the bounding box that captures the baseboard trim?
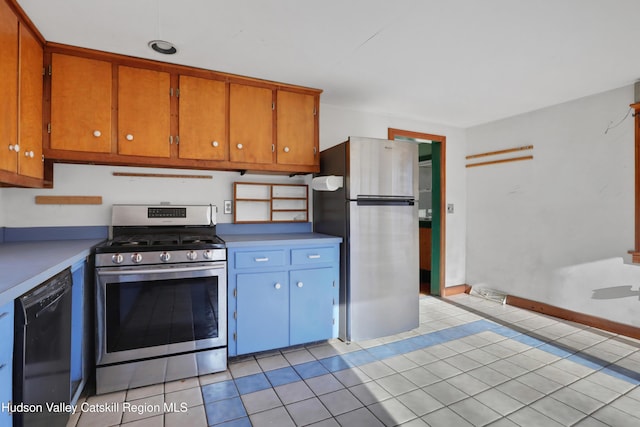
[506,295,640,340]
[442,284,471,297]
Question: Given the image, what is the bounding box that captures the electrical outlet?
[447,203,454,214]
[224,200,232,214]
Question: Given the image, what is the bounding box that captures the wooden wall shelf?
[233,182,308,223]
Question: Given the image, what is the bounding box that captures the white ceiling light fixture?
[148,40,177,55]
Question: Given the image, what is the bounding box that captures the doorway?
[388,128,446,296]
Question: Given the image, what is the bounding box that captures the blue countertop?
[221,232,342,248]
[0,239,104,306]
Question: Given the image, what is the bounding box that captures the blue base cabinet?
[228,242,339,356]
[0,301,14,427]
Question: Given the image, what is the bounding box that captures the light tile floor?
[68,294,640,426]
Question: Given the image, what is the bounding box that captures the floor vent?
[469,286,507,304]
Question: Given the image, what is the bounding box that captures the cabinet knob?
[274,283,281,290]
[9,144,20,152]
[284,146,290,153]
[93,130,102,138]
[126,134,134,141]
[25,150,34,158]
[236,143,243,149]
[212,141,219,147]
[297,282,304,288]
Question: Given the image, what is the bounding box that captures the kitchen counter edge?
[0,239,105,306]
[220,232,342,248]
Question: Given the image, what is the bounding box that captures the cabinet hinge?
[169,135,173,144]
[333,318,335,325]
[175,135,180,145]
[313,106,317,116]
[272,102,275,110]
[176,88,180,98]
[48,64,52,76]
[233,289,237,298]
[333,280,336,288]
[47,123,51,134]
[333,298,335,305]
[271,144,275,153]
[170,88,173,97]
[233,311,237,320]
[313,147,317,155]
[233,332,237,341]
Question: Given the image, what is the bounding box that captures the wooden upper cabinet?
[117,65,171,158]
[18,25,43,179]
[50,53,112,153]
[229,83,273,165]
[0,0,18,175]
[276,90,317,167]
[178,75,227,161]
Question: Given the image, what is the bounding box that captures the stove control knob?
[187,250,198,261]
[112,254,124,265]
[160,252,171,262]
[131,253,143,263]
[203,250,213,260]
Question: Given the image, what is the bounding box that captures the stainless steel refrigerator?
[313,136,419,342]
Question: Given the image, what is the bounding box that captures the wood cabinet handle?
[93,130,102,137]
[126,134,134,141]
[212,141,219,147]
[237,143,243,149]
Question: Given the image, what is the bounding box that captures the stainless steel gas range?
[94,204,227,394]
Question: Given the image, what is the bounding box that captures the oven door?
[96,262,226,366]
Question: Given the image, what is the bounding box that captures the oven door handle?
[97,264,225,276]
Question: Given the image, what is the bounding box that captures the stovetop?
[98,233,226,252]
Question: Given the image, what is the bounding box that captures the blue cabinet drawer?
[234,250,286,269]
[291,246,338,265]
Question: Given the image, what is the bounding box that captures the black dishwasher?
[14,268,72,427]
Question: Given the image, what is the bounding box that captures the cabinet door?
[0,301,14,427]
[236,271,288,354]
[17,24,43,179]
[229,83,273,165]
[290,268,334,346]
[51,54,112,153]
[0,1,18,174]
[178,75,226,160]
[118,66,170,158]
[419,227,432,270]
[276,90,316,167]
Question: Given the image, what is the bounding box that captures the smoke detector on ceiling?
[148,40,177,55]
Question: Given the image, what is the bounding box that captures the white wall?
[1,164,309,226]
[320,104,468,289]
[466,85,639,326]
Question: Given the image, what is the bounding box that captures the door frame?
[388,128,446,296]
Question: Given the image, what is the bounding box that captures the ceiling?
[16,0,640,128]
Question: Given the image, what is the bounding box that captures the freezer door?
[348,137,418,200]
[347,202,419,341]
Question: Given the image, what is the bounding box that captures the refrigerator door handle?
[356,197,415,206]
